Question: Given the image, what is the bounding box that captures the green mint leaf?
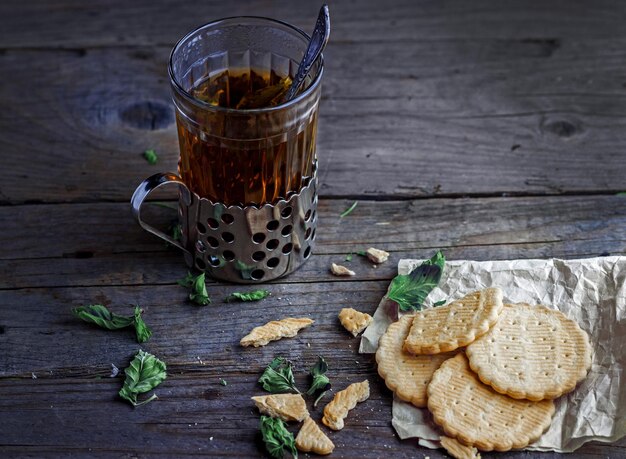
[143,149,158,165]
[313,390,328,407]
[258,357,300,394]
[150,201,178,210]
[345,253,353,262]
[260,416,298,459]
[219,378,228,386]
[72,304,135,330]
[617,191,626,196]
[339,201,358,218]
[177,271,195,288]
[306,356,330,396]
[226,290,270,302]
[118,350,167,407]
[433,300,447,307]
[179,272,211,305]
[386,251,445,312]
[356,251,367,257]
[170,221,182,242]
[133,306,152,343]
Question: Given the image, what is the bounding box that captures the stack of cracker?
[376,287,592,457]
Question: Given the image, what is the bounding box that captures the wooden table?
[1,1,625,457]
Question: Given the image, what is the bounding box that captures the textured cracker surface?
[466,303,592,400]
[376,315,455,407]
[251,394,309,422]
[440,436,481,459]
[403,288,503,355]
[295,416,335,455]
[339,307,373,337]
[427,353,555,452]
[240,317,314,347]
[322,380,369,430]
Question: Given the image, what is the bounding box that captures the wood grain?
[1,374,624,458]
[2,0,625,457]
[1,195,624,289]
[1,0,625,48]
[1,35,626,202]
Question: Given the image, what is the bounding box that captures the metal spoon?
[283,4,330,102]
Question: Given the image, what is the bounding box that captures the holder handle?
[131,172,192,254]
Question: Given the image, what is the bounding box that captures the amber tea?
[176,68,318,206]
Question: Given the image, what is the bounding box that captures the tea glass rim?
[168,16,324,115]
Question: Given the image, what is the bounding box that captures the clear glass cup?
[169,17,323,207]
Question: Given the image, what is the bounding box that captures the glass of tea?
[131,17,324,283]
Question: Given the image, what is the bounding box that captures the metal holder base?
[180,174,317,283]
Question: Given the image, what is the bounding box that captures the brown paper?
[360,257,626,452]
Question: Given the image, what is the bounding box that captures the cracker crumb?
[366,247,389,264]
[330,263,355,276]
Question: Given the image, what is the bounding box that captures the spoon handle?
[284,4,330,102]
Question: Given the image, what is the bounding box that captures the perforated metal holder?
[131,168,317,283]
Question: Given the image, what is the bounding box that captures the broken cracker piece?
[440,436,481,459]
[366,247,389,264]
[296,416,335,455]
[376,315,455,407]
[240,317,314,347]
[331,263,355,276]
[252,393,309,422]
[404,288,503,355]
[322,380,369,430]
[338,308,373,337]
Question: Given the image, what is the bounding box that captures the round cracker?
[466,303,592,401]
[376,315,455,407]
[403,288,503,355]
[427,353,555,452]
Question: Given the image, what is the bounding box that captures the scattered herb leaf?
[178,272,211,306]
[306,356,330,396]
[259,415,298,459]
[226,290,270,302]
[617,192,626,196]
[118,350,167,407]
[386,251,445,312]
[433,300,447,307]
[150,201,178,210]
[258,357,300,394]
[219,378,228,386]
[177,271,195,288]
[189,273,211,305]
[356,250,367,257]
[345,253,353,262]
[73,304,152,343]
[170,221,182,242]
[313,390,328,408]
[72,304,135,330]
[339,201,358,218]
[133,306,153,343]
[143,149,158,165]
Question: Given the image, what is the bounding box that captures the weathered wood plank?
[1,279,624,457]
[0,279,384,376]
[0,374,624,458]
[1,0,625,49]
[1,195,625,289]
[2,196,625,260]
[1,37,626,203]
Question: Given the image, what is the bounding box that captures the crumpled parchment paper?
[359,257,626,452]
